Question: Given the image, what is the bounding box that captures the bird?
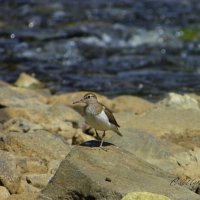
[73,93,122,147]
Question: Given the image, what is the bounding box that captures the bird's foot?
[98,146,108,152]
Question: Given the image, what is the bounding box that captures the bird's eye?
[88,96,91,98]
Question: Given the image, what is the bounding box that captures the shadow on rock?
[80,140,114,147]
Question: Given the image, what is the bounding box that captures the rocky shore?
[0,73,200,200]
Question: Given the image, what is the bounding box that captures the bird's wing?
[102,105,120,127]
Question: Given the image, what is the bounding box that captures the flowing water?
[0,0,200,100]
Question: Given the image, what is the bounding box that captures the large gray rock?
[108,128,174,159]
[38,146,199,200]
[107,129,200,192]
[107,128,180,172]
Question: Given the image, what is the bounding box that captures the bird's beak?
[73,98,83,104]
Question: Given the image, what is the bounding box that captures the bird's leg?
[95,129,101,139]
[100,131,105,147]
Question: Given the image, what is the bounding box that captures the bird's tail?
[114,128,123,136]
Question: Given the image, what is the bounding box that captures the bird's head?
[73,93,98,105]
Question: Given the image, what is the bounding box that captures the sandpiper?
[73,93,122,147]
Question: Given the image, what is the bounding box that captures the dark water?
[0,0,200,99]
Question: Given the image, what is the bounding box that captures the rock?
[174,152,192,168]
[107,128,200,181]
[107,128,179,172]
[46,103,84,125]
[128,29,166,47]
[2,118,43,134]
[0,186,10,200]
[113,95,154,113]
[115,107,200,138]
[25,174,52,189]
[38,146,199,200]
[72,128,95,145]
[0,81,47,108]
[47,160,62,175]
[172,148,200,181]
[7,192,37,200]
[14,73,45,89]
[122,192,170,200]
[17,158,48,174]
[192,147,200,164]
[18,180,40,194]
[189,93,200,107]
[0,151,21,194]
[113,107,200,180]
[55,121,77,144]
[160,93,199,110]
[0,130,70,161]
[107,128,173,159]
[2,104,83,135]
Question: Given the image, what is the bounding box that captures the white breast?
[85,110,112,131]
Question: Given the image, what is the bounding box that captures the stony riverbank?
[0,73,200,200]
